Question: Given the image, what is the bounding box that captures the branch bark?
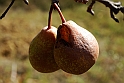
[87,0,124,22]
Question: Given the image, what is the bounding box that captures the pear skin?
[29,26,59,73]
[54,20,99,75]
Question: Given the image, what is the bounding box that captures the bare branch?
[0,0,15,19]
[87,1,95,15]
[75,0,124,22]
[0,0,29,19]
[23,0,29,5]
[87,0,124,22]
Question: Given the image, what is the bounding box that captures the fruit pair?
[29,3,99,75]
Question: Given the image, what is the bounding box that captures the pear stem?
[47,3,66,30]
[47,5,54,30]
[53,3,66,23]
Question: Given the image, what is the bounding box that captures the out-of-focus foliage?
[0,0,81,11]
[0,0,124,83]
[0,0,7,5]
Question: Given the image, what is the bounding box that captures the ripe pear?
[29,26,59,73]
[54,20,99,75]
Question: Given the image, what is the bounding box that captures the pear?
[54,20,99,75]
[29,26,59,73]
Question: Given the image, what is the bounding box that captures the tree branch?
[23,0,29,5]
[87,0,124,22]
[0,0,29,19]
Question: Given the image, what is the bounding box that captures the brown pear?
[54,20,99,75]
[29,26,59,73]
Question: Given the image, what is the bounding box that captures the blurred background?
[0,0,124,83]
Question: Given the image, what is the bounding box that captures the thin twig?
[0,0,15,19]
[0,0,29,19]
[23,0,29,5]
